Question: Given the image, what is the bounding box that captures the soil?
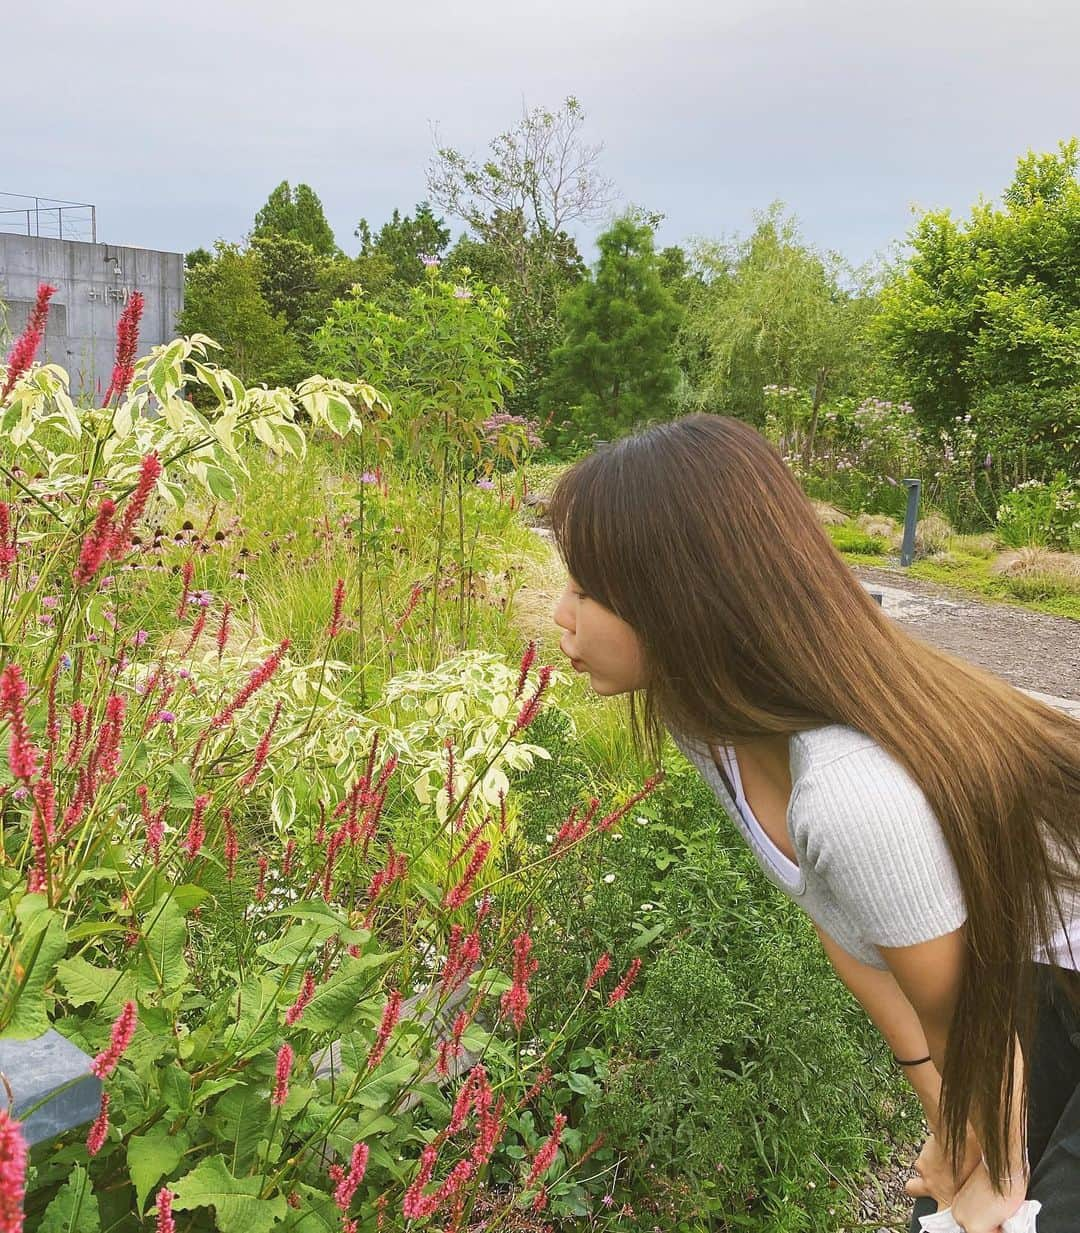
[853,564,1079,705]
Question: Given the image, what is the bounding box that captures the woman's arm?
[813,923,946,1124]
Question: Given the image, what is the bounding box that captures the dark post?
[900,478,921,567]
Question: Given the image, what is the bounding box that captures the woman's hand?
[904,1129,981,1206]
[949,1158,1028,1233]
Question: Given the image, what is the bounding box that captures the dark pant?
[909,963,1080,1231]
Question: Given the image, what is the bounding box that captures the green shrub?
[826,524,889,556]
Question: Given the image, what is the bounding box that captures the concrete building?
[0,234,184,401]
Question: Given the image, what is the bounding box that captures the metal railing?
[0,193,97,242]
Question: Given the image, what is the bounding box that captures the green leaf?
[40,1165,100,1233]
[171,1157,286,1233]
[3,910,68,1038]
[203,463,238,502]
[209,1081,267,1174]
[256,921,335,968]
[128,1125,190,1213]
[56,955,136,1015]
[301,954,395,1034]
[138,896,189,995]
[168,763,196,810]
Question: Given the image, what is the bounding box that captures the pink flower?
[366,989,402,1070]
[607,958,642,1006]
[500,932,538,1032]
[74,499,117,587]
[328,578,345,638]
[111,451,162,558]
[595,773,664,833]
[86,1091,110,1156]
[0,504,18,579]
[584,952,612,992]
[0,1109,28,1233]
[514,641,537,701]
[525,1114,567,1190]
[2,283,56,400]
[333,1142,369,1211]
[184,794,211,860]
[91,1000,137,1078]
[240,699,282,791]
[0,665,40,783]
[103,291,144,404]
[285,970,316,1027]
[512,665,552,734]
[392,583,423,636]
[442,841,490,911]
[154,1188,176,1233]
[212,641,289,727]
[272,1042,293,1106]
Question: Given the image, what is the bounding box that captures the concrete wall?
[0,234,184,401]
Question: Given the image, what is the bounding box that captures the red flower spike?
[525,1113,567,1190]
[328,578,345,639]
[111,451,162,558]
[154,1188,176,1233]
[285,969,316,1027]
[584,952,612,992]
[103,291,144,404]
[90,1001,137,1078]
[86,1091,110,1157]
[2,283,56,399]
[514,640,537,701]
[607,957,643,1006]
[73,499,117,587]
[0,504,18,579]
[271,1042,292,1106]
[0,665,40,784]
[212,641,289,728]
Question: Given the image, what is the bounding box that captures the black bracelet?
[893,1052,933,1068]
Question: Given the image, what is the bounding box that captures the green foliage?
[543,214,682,445]
[177,242,305,386]
[826,523,889,556]
[874,140,1080,483]
[252,180,338,256]
[355,202,451,306]
[994,474,1080,550]
[683,205,872,423]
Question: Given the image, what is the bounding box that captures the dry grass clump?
[812,500,850,526]
[992,547,1080,579]
[856,513,899,539]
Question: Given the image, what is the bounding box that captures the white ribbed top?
[674,723,1079,972]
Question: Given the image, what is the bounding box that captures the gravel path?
[854,565,1079,705]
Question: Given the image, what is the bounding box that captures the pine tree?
[253,181,337,256]
[544,215,681,441]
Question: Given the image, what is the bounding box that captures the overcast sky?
[5,0,1078,269]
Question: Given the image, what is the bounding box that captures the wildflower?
[0,1108,28,1233]
[0,504,18,578]
[156,711,176,725]
[328,577,346,638]
[584,953,612,991]
[366,989,402,1070]
[452,286,472,301]
[285,970,316,1026]
[177,560,194,619]
[512,665,552,734]
[0,665,40,783]
[418,253,440,269]
[216,601,232,659]
[86,1092,110,1157]
[184,794,211,861]
[272,1042,293,1106]
[514,640,537,701]
[500,932,538,1032]
[360,470,379,485]
[134,630,149,648]
[392,583,424,636]
[103,291,144,404]
[402,1145,440,1220]
[111,451,162,557]
[255,855,268,902]
[212,641,289,727]
[241,699,283,790]
[1,282,56,399]
[475,477,494,490]
[595,773,664,833]
[223,810,238,880]
[443,841,491,910]
[91,1000,137,1078]
[281,837,296,878]
[525,1114,567,1190]
[74,499,117,586]
[333,1142,370,1211]
[440,927,482,998]
[607,958,642,1006]
[181,608,208,657]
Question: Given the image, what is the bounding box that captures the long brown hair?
[548,412,1080,1188]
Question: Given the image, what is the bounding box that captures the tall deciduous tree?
[684,205,871,427]
[543,214,681,442]
[355,202,451,293]
[874,140,1080,480]
[428,98,609,411]
[253,181,338,256]
[177,242,302,386]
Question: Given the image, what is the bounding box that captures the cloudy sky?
[5,0,1078,268]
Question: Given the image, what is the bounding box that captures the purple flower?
[157,711,176,725]
[100,576,114,589]
[360,471,379,485]
[418,253,440,269]
[60,654,72,671]
[134,630,149,647]
[41,595,58,609]
[453,286,472,301]
[475,478,495,491]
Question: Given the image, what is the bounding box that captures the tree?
[428,98,610,411]
[177,242,303,386]
[355,202,451,292]
[543,214,681,442]
[873,141,1080,481]
[253,181,338,256]
[684,206,871,426]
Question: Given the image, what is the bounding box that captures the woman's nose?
[552,592,574,632]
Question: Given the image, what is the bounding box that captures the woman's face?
[553,574,648,696]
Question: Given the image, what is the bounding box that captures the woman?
[549,414,1080,1232]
